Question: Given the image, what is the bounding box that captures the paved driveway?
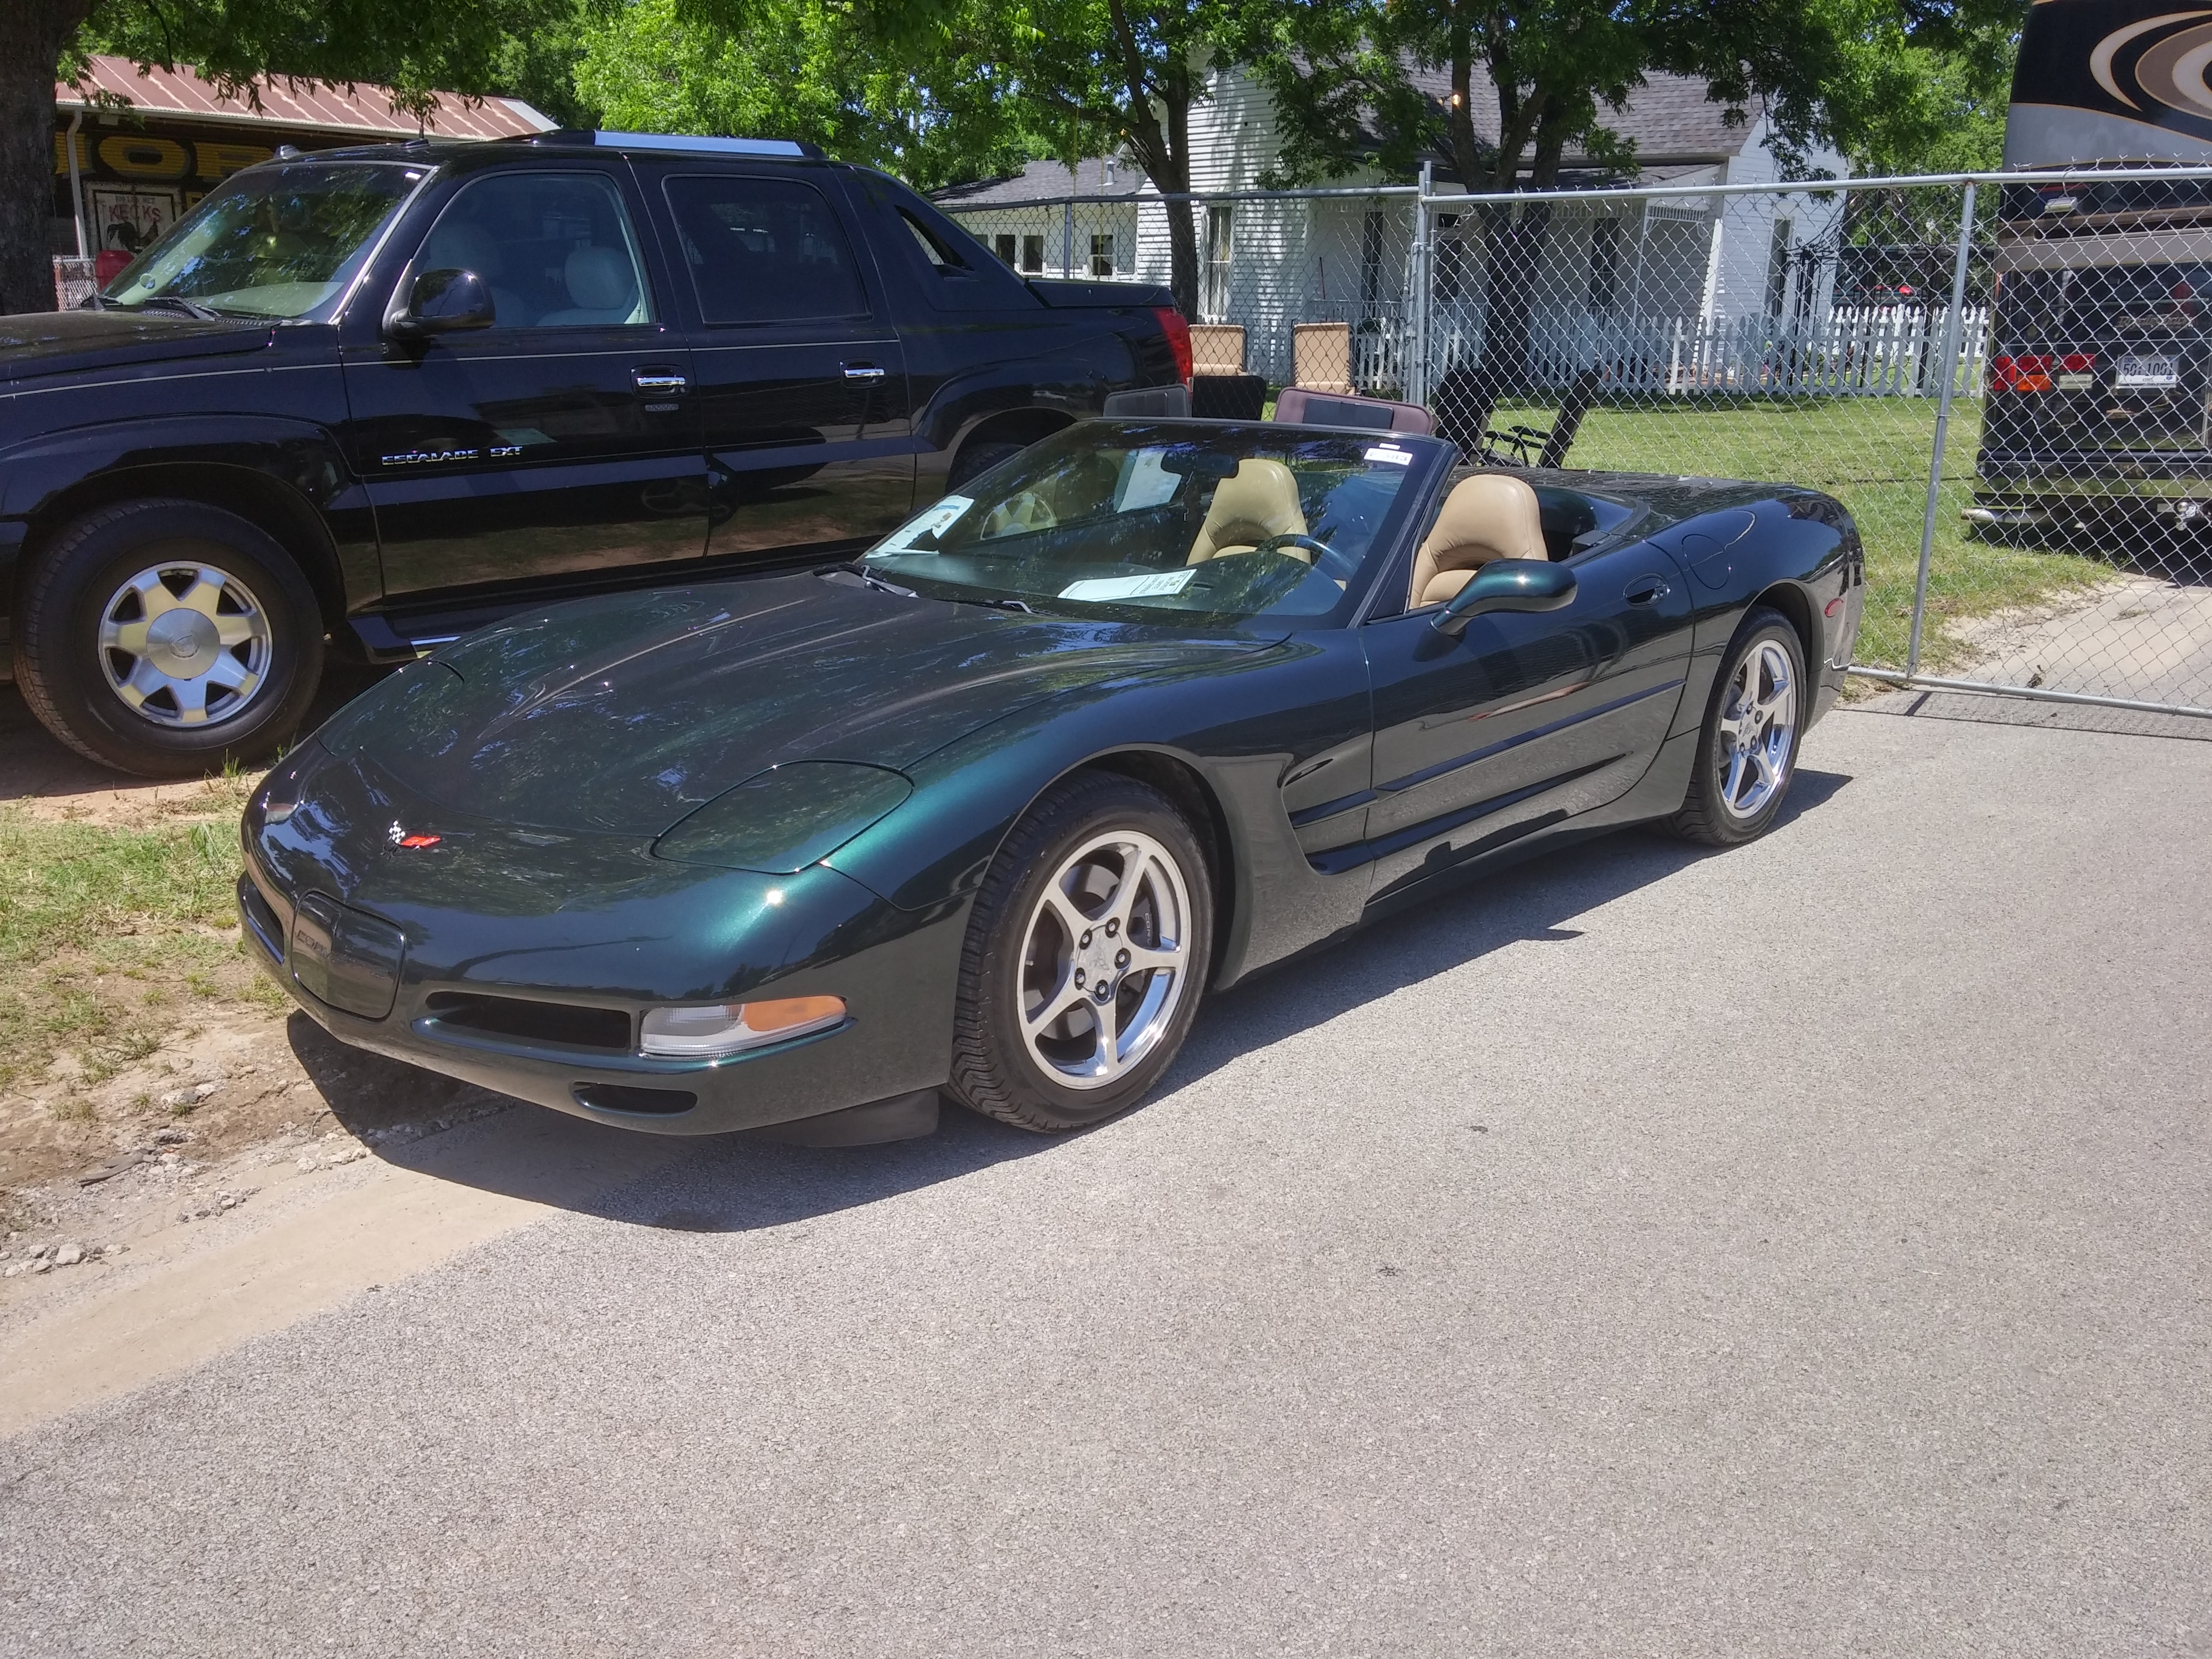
[3,709,2208,1658]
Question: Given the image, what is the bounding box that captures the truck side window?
[662,175,870,323]
[418,172,651,329]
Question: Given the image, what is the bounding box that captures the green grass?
[0,809,263,1091]
[1492,395,2111,670]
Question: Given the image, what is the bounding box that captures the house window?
[1589,216,1620,312]
[1020,233,1044,273]
[1765,218,1794,316]
[1090,232,1114,277]
[1202,204,1233,320]
[994,233,1016,266]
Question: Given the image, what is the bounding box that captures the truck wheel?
[13,499,325,778]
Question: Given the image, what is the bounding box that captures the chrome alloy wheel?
[1017,829,1193,1090]
[1715,638,1798,819]
[96,562,273,728]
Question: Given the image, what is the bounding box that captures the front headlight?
[652,762,910,874]
[246,742,320,830]
[639,996,847,1058]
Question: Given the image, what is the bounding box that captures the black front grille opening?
[573,1084,698,1117]
[424,992,632,1053]
[239,880,285,963]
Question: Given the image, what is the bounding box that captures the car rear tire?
[1668,607,1805,847]
[13,499,325,778]
[949,773,1214,1134]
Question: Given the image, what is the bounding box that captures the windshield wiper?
[826,564,918,599]
[961,595,1034,614]
[132,296,228,321]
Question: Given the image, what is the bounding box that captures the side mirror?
[388,267,495,340]
[1431,558,1577,638]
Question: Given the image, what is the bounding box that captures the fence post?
[1907,181,1978,680]
[1409,161,1432,407]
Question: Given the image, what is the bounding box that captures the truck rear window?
[1999,265,2212,342]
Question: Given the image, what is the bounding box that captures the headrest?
[1187,458,1308,563]
[1409,473,1547,607]
[565,246,637,312]
[422,219,502,280]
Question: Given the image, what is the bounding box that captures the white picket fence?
[1414,302,1993,400]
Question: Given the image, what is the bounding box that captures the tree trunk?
[1,0,94,316]
[1166,198,1200,320]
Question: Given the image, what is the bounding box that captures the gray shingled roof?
[932,157,1147,207]
[1400,66,1760,170]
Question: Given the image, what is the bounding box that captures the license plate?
[2116,355,2180,388]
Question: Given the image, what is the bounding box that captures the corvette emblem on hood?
[387,822,441,849]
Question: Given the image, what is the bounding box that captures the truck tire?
[13,499,325,778]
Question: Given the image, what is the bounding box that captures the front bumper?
[238,765,965,1136]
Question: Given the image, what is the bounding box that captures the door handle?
[632,368,688,394]
[842,363,887,381]
[1624,576,1671,604]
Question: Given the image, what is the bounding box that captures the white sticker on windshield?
[877,495,974,551]
[1058,569,1196,602]
[1364,446,1412,465]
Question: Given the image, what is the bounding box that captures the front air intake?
[572,1084,698,1116]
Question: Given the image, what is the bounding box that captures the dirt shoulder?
[0,671,452,1206]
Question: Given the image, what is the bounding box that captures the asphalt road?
[4,708,2210,1658]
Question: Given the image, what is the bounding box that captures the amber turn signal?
[639,996,847,1058]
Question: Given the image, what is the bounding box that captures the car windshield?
[101,161,428,321]
[862,422,1430,625]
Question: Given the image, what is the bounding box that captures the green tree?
[1823,0,2024,177]
[1256,0,1876,437]
[573,0,1037,189]
[981,0,1315,316]
[1,0,576,314]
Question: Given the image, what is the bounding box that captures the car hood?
[317,572,1281,835]
[0,308,274,382]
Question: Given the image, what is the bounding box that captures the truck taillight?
[1153,306,1192,383]
[1993,351,2096,393]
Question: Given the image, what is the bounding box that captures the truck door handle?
[842,363,887,381]
[1624,576,1671,604]
[632,368,688,394]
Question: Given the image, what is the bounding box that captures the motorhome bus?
[1975,0,2212,538]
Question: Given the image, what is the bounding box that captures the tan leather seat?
[1186,459,1310,564]
[1408,473,1547,607]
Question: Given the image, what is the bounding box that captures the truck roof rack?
[526,130,824,160]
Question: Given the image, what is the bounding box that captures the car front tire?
[1669,606,1806,847]
[950,772,1214,1133]
[13,499,325,778]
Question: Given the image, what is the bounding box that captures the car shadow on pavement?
[1161,766,1853,1096]
[294,768,1849,1233]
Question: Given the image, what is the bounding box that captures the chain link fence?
[942,169,2212,727]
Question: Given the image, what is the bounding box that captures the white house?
[934,65,1849,395]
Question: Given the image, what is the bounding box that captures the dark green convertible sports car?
[240,418,1863,1144]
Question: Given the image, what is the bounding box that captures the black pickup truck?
[0,132,1192,775]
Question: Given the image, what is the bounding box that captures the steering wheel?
[1241,533,1334,564]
